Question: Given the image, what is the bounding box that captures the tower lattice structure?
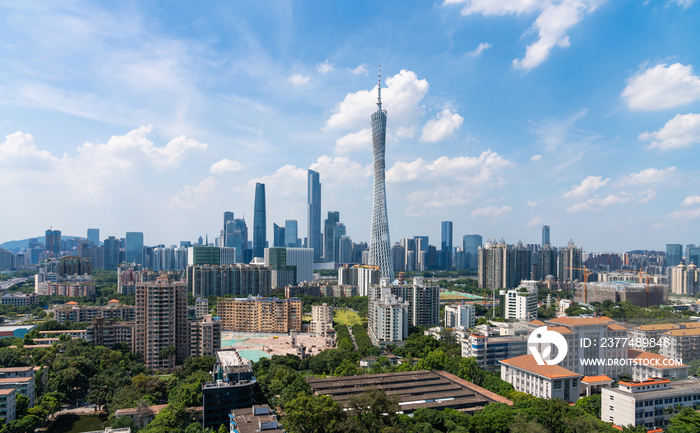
[369,67,394,280]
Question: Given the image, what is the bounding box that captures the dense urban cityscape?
[1,2,699,433]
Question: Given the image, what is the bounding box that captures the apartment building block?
[500,354,582,403]
[217,297,302,333]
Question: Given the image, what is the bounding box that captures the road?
[0,277,30,291]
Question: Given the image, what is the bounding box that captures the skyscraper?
[253,183,266,259]
[441,221,453,270]
[666,244,683,267]
[285,220,298,248]
[307,170,322,262]
[87,228,99,245]
[45,229,61,257]
[686,244,700,266]
[273,223,286,247]
[542,225,551,246]
[324,211,340,262]
[463,235,482,269]
[223,211,234,231]
[125,232,144,265]
[103,236,119,271]
[368,70,394,279]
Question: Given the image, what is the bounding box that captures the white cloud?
[386,151,513,184]
[0,126,207,197]
[674,0,696,9]
[471,205,512,217]
[621,63,700,111]
[668,208,700,219]
[527,201,538,207]
[288,74,311,86]
[210,159,243,174]
[349,64,368,75]
[335,129,372,154]
[468,42,492,57]
[530,154,542,161]
[639,113,700,150]
[527,217,543,227]
[445,0,602,71]
[564,175,609,197]
[420,109,464,142]
[170,177,220,210]
[324,69,429,133]
[316,59,335,74]
[530,108,589,151]
[566,189,659,212]
[0,131,53,163]
[681,196,700,206]
[616,167,676,185]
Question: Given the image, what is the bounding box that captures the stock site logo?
[528,326,568,366]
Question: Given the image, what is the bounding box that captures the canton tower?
[369,67,394,280]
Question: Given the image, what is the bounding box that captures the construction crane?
[637,269,653,308]
[565,266,593,304]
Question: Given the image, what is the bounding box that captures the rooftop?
[0,367,34,372]
[0,377,33,383]
[581,375,613,384]
[605,380,700,399]
[0,389,15,395]
[500,355,582,379]
[662,328,700,336]
[548,317,614,326]
[307,370,511,414]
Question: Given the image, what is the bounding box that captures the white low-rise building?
[601,378,700,431]
[461,333,528,372]
[445,303,475,329]
[500,281,538,320]
[500,354,582,402]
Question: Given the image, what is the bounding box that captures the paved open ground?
[221,332,332,362]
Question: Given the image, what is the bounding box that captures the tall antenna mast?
[377,64,382,110]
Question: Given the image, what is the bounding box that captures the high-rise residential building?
[368,71,393,279]
[186,264,271,298]
[499,281,538,320]
[463,235,482,269]
[368,286,409,347]
[670,264,699,295]
[686,244,700,266]
[273,223,285,248]
[386,278,440,328]
[666,244,683,267]
[189,314,221,358]
[478,238,531,290]
[87,228,99,245]
[558,239,583,282]
[285,220,298,248]
[253,183,266,259]
[323,211,340,262]
[125,232,144,265]
[217,297,302,332]
[445,303,476,329]
[535,244,558,280]
[441,221,453,270]
[310,303,333,336]
[542,225,550,246]
[195,297,209,319]
[133,273,188,371]
[307,170,322,263]
[45,229,61,257]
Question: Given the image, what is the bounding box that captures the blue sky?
[1,0,699,252]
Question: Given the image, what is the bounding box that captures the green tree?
[15,394,29,418]
[218,424,228,433]
[574,394,602,418]
[340,387,401,433]
[668,407,700,432]
[282,394,346,433]
[415,350,448,371]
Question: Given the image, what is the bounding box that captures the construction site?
[221,330,335,362]
[574,281,669,307]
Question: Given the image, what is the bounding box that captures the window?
[610,395,615,400]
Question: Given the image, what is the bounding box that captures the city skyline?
[1,2,699,252]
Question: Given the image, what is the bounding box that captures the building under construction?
[574,281,669,307]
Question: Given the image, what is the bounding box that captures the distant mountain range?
[0,235,85,252]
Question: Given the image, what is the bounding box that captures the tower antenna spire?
[377,64,382,110]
